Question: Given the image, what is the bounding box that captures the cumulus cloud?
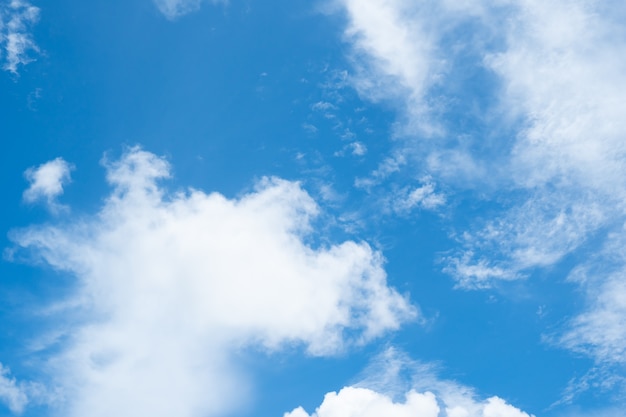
[153,0,224,20]
[23,157,73,212]
[286,391,532,417]
[10,147,415,417]
[0,364,28,414]
[0,0,40,74]
[285,387,440,417]
[284,349,533,417]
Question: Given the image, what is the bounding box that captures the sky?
[1,0,626,416]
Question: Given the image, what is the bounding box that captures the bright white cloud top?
[285,349,533,417]
[285,388,532,417]
[11,147,415,417]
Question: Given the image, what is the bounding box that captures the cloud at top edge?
[337,0,440,133]
[9,147,416,417]
[284,349,534,417]
[0,0,40,74]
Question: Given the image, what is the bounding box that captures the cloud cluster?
[23,157,73,212]
[11,147,415,416]
[334,0,626,375]
[0,0,40,74]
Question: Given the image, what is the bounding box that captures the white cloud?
[562,275,626,363]
[445,0,626,323]
[349,142,367,156]
[392,179,445,214]
[333,0,626,386]
[285,387,440,417]
[337,0,440,132]
[555,226,626,366]
[447,191,606,288]
[354,153,406,189]
[153,0,224,20]
[284,349,533,417]
[285,390,533,417]
[311,101,337,112]
[488,0,626,195]
[335,0,626,280]
[23,157,73,212]
[10,147,416,417]
[0,364,28,414]
[0,0,40,74]
[335,142,368,158]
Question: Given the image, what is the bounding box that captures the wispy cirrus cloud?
[0,0,40,74]
[9,147,416,417]
[153,0,224,20]
[333,0,626,393]
[0,364,28,414]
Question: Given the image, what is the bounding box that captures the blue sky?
[1,0,626,416]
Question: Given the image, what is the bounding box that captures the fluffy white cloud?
[10,147,415,417]
[285,390,533,417]
[153,0,224,20]
[23,157,73,212]
[284,349,533,417]
[0,0,40,74]
[0,364,28,414]
[285,387,440,417]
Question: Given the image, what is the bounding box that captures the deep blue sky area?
[1,1,625,417]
